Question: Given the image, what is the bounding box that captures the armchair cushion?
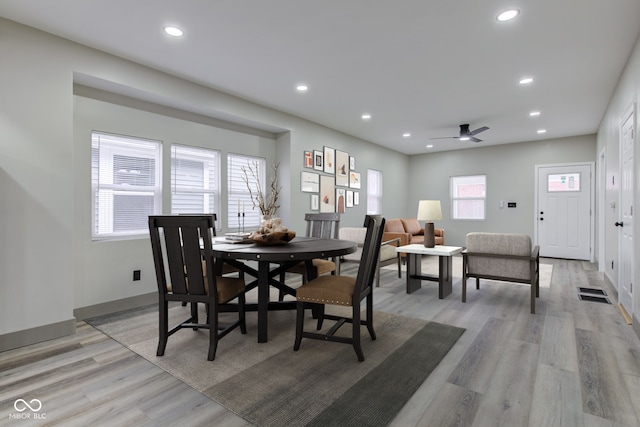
[401,218,423,236]
[385,219,406,233]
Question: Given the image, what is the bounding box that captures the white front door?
[537,164,592,260]
[618,108,634,315]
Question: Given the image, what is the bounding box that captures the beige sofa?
[383,218,444,247]
[462,232,540,313]
[339,227,401,287]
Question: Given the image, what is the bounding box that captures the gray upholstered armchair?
[462,232,540,313]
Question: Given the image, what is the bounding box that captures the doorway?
[535,163,594,260]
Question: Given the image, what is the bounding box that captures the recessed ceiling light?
[537,129,547,134]
[403,133,411,138]
[529,111,541,116]
[426,144,434,149]
[163,26,184,37]
[296,84,308,92]
[361,114,371,120]
[519,77,534,85]
[497,9,520,22]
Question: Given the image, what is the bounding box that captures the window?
[227,154,265,229]
[92,132,162,239]
[367,169,383,214]
[451,175,486,220]
[171,145,221,218]
[548,173,580,192]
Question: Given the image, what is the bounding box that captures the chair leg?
[191,302,199,330]
[294,302,305,351]
[376,262,381,287]
[316,304,325,330]
[207,303,219,361]
[476,278,480,289]
[366,295,376,340]
[531,283,536,314]
[352,307,364,362]
[157,300,168,357]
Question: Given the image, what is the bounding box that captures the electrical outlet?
[133,270,141,281]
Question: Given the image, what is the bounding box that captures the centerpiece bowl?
[250,230,296,246]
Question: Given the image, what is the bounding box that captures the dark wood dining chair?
[278,212,341,300]
[293,215,385,361]
[178,213,243,307]
[148,215,246,361]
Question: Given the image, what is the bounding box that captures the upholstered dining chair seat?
[296,275,356,306]
[167,276,244,304]
[285,259,336,277]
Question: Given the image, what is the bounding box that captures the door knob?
[615,222,624,227]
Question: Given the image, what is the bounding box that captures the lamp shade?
[417,200,442,221]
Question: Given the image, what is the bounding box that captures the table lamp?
[417,200,442,248]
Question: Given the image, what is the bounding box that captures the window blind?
[91,132,162,239]
[171,145,220,222]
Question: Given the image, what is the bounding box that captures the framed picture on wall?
[320,175,335,212]
[323,146,335,174]
[354,192,359,205]
[301,171,319,193]
[311,194,319,211]
[349,171,361,189]
[346,190,354,208]
[336,188,346,213]
[349,156,356,170]
[335,150,349,186]
[304,150,313,168]
[313,150,323,171]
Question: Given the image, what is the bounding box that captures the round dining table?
[212,236,357,343]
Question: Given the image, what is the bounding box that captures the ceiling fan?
[430,124,489,143]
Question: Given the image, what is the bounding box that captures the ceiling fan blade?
[470,136,482,142]
[429,136,459,140]
[469,126,489,136]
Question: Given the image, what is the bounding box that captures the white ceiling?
[2,0,640,154]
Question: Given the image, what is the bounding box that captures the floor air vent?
[577,287,607,296]
[578,294,611,304]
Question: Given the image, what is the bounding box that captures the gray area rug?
[87,302,464,426]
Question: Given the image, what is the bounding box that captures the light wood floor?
[1,258,639,426]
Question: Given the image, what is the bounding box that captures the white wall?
[596,32,640,322]
[0,18,409,344]
[407,135,597,247]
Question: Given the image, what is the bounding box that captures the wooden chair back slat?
[353,215,385,297]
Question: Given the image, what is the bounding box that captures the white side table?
[396,244,463,297]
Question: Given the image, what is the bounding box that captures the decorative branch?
[241,161,281,217]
